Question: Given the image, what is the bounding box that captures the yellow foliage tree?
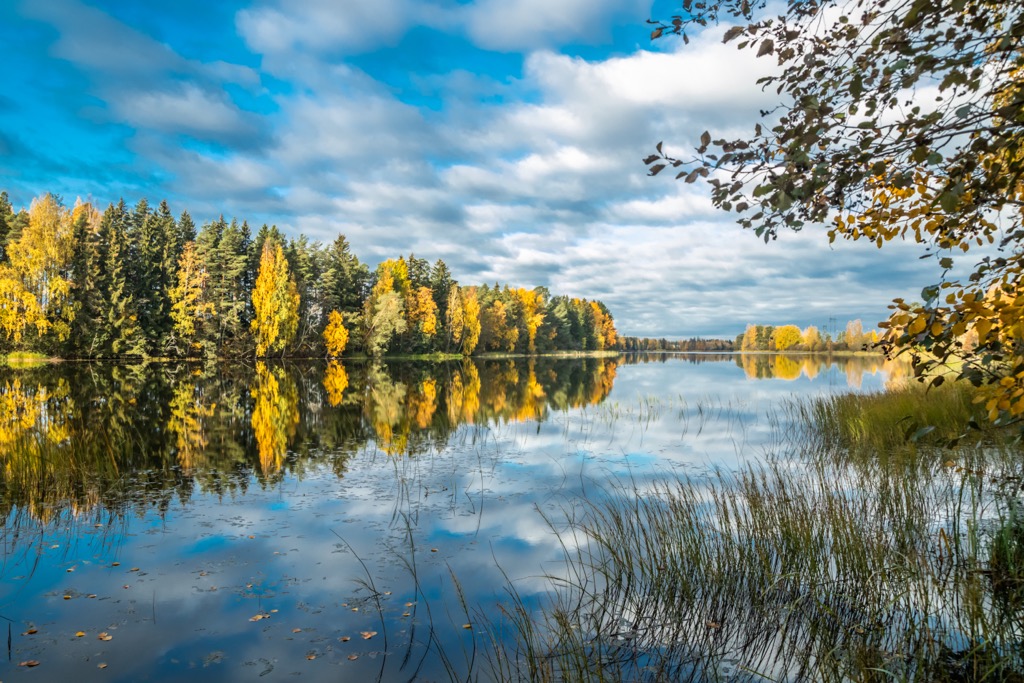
[461,287,481,355]
[251,241,300,357]
[0,194,75,345]
[773,325,802,351]
[323,309,349,358]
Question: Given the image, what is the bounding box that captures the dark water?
[0,353,899,681]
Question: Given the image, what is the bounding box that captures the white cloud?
[113,84,254,138]
[236,0,443,55]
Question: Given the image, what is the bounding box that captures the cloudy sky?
[0,0,942,339]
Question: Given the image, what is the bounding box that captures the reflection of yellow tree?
[167,382,216,473]
[773,356,803,381]
[323,361,349,407]
[410,378,438,429]
[448,361,481,425]
[802,356,822,380]
[514,364,546,421]
[366,364,408,455]
[251,362,299,475]
[0,379,43,447]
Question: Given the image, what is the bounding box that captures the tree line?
[621,336,735,352]
[0,191,620,358]
[735,321,877,353]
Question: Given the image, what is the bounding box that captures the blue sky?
[1,0,942,338]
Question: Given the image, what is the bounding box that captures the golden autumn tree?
[461,287,481,355]
[0,194,75,347]
[251,241,300,357]
[773,325,802,351]
[323,309,349,358]
[515,288,545,353]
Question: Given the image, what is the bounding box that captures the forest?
[0,191,620,359]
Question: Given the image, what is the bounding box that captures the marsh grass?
[484,384,1024,682]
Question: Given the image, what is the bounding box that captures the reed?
[484,383,1024,681]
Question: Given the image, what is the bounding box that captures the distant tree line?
[621,337,735,352]
[0,192,619,358]
[735,321,877,353]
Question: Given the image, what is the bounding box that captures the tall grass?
[485,383,1024,682]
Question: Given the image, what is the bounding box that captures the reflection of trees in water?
[726,353,903,386]
[251,361,299,475]
[0,357,621,525]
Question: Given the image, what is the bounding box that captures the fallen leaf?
[98,632,113,641]
[129,568,140,572]
[404,602,415,607]
[402,612,410,617]
[24,628,38,635]
[706,621,721,630]
[339,636,351,642]
[66,567,75,573]
[347,654,358,661]
[306,654,316,660]
[462,624,472,630]
[75,631,86,637]
[360,631,377,640]
[19,660,40,667]
[111,562,120,567]
[383,591,391,595]
[430,548,438,553]
[98,663,108,669]
[248,535,255,539]
[63,595,72,600]
[270,609,278,613]
[292,628,302,633]
[249,614,266,622]
[87,594,97,599]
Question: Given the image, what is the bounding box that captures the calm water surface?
[0,353,901,681]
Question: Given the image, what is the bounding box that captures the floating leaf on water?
[20,659,41,667]
[339,636,350,642]
[24,628,38,635]
[292,628,302,633]
[360,631,377,640]
[306,654,316,660]
[350,607,359,612]
[248,535,255,539]
[87,594,97,599]
[66,567,75,573]
[347,654,358,661]
[383,591,391,596]
[462,623,472,629]
[111,562,120,567]
[98,632,113,641]
[404,602,415,607]
[402,612,410,617]
[706,621,721,629]
[63,595,72,600]
[430,548,438,553]
[270,609,278,613]
[75,631,86,637]
[249,614,267,622]
[98,663,108,669]
[129,568,140,572]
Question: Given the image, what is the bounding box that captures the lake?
[0,353,902,681]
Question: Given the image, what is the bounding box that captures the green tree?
[648,0,1024,423]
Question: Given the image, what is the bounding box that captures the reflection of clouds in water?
[0,354,904,680]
